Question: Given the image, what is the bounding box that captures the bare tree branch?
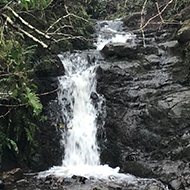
[37,88,59,96]
[131,0,174,33]
[0,108,12,118]
[5,6,51,39]
[0,103,26,107]
[45,7,89,33]
[0,70,33,77]
[156,2,165,29]
[1,13,48,48]
[54,25,74,33]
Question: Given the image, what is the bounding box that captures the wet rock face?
[96,29,190,189]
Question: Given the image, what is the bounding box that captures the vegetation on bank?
[0,0,96,169]
[0,0,189,170]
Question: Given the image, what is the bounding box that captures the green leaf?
[25,127,33,142]
[9,139,19,153]
[26,89,42,115]
[6,138,19,153]
[21,1,29,11]
[12,89,18,97]
[25,122,35,142]
[59,123,65,128]
[40,115,47,122]
[11,48,19,60]
[41,0,47,8]
[29,0,35,7]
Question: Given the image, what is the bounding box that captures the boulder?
[100,42,139,59]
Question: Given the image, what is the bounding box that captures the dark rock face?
[96,29,190,189]
[33,56,64,171]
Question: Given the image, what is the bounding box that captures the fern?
[26,87,42,115]
[25,127,33,142]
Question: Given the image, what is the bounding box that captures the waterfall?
[57,52,100,167]
[38,20,134,179]
[56,20,134,168]
[38,20,168,189]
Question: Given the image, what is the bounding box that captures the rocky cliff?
[96,5,190,188]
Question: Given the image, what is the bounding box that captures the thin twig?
[140,0,147,47]
[0,108,12,118]
[174,0,178,10]
[124,0,128,8]
[156,2,165,29]
[131,0,174,33]
[0,20,5,45]
[0,103,26,107]
[54,25,74,33]
[37,88,59,96]
[64,5,72,27]
[45,12,89,33]
[46,14,71,33]
[45,0,54,9]
[0,70,33,77]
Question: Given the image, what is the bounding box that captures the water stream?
[39,20,168,189]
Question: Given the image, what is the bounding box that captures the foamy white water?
[95,20,135,50]
[38,20,168,189]
[58,53,100,167]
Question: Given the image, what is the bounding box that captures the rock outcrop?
[97,28,190,189]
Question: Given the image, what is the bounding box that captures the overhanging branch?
[1,13,48,48]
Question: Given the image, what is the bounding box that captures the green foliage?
[25,87,42,115]
[0,26,43,164]
[20,0,48,10]
[0,129,18,162]
[85,0,107,18]
[0,0,99,168]
[0,0,49,10]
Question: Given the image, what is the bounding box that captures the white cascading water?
[38,20,168,189]
[58,52,100,167]
[95,20,135,50]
